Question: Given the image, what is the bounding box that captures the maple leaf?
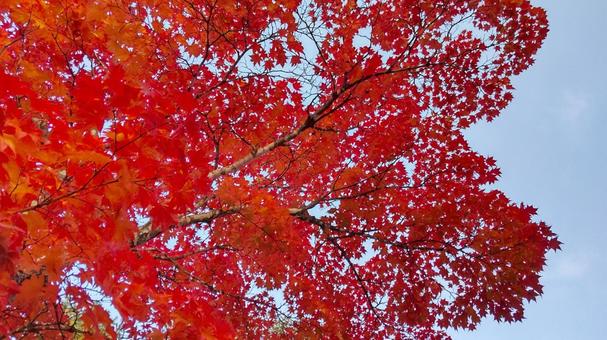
[0,0,557,338]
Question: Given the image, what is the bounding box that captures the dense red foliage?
[0,0,559,338]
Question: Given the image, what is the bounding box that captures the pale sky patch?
[560,91,590,123]
[549,252,591,280]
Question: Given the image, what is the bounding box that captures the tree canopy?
[0,0,559,338]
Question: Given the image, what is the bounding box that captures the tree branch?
[131,207,239,247]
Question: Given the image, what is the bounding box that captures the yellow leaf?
[64,150,111,165]
[21,211,47,236]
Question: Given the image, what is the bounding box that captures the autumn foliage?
[0,0,559,338]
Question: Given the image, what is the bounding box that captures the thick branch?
[207,93,339,179]
[131,208,239,247]
[291,209,459,254]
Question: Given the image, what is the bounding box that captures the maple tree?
[0,0,560,338]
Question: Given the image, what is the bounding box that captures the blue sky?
[453,0,606,339]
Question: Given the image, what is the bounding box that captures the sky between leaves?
[454,0,606,339]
